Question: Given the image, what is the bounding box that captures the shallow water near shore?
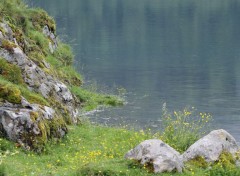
[30,0,240,142]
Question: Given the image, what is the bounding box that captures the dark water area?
[29,0,240,141]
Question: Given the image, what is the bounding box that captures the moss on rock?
[0,58,24,84]
[0,83,21,104]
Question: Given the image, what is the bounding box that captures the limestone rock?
[0,22,78,124]
[182,129,239,163]
[0,22,14,41]
[0,97,67,150]
[125,139,183,173]
[42,25,58,53]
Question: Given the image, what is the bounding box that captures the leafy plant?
[160,104,212,152]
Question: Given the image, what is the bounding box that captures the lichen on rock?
[0,97,67,151]
[125,139,184,173]
[182,129,239,163]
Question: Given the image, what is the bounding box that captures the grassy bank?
[1,108,239,176]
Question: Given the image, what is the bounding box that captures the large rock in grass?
[182,129,239,163]
[0,97,67,151]
[125,139,183,173]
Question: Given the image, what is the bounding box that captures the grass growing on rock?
[0,77,49,105]
[71,86,123,111]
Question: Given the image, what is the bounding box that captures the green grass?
[0,77,49,105]
[1,119,239,176]
[0,58,24,84]
[45,55,82,86]
[71,86,123,111]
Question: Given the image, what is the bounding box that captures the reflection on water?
[30,0,240,141]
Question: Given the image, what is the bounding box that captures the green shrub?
[160,105,212,152]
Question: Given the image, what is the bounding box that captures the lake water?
[29,0,240,141]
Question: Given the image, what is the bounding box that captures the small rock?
[182,129,239,162]
[125,139,183,173]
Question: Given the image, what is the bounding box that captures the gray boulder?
[0,97,67,150]
[125,139,183,173]
[182,129,239,163]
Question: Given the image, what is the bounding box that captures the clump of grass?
[45,55,82,86]
[1,39,17,53]
[208,152,240,176]
[0,58,24,84]
[70,86,123,111]
[28,30,49,55]
[28,8,56,32]
[160,104,212,153]
[0,81,21,104]
[0,77,49,105]
[0,164,6,176]
[54,43,74,66]
[186,156,209,169]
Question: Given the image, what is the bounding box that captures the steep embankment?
[0,0,121,151]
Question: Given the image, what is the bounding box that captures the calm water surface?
[29,0,240,141]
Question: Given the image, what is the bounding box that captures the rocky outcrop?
[0,18,81,149]
[182,129,239,163]
[0,97,67,150]
[125,139,183,173]
[42,25,58,53]
[0,21,78,124]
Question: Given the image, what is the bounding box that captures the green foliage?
[71,86,123,111]
[28,8,56,32]
[160,105,212,152]
[0,0,26,22]
[45,55,82,86]
[0,77,49,105]
[0,164,6,176]
[0,138,14,152]
[186,156,209,169]
[0,40,17,53]
[208,152,239,176]
[54,43,74,66]
[0,82,21,104]
[27,51,46,68]
[28,30,49,55]
[0,58,24,84]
